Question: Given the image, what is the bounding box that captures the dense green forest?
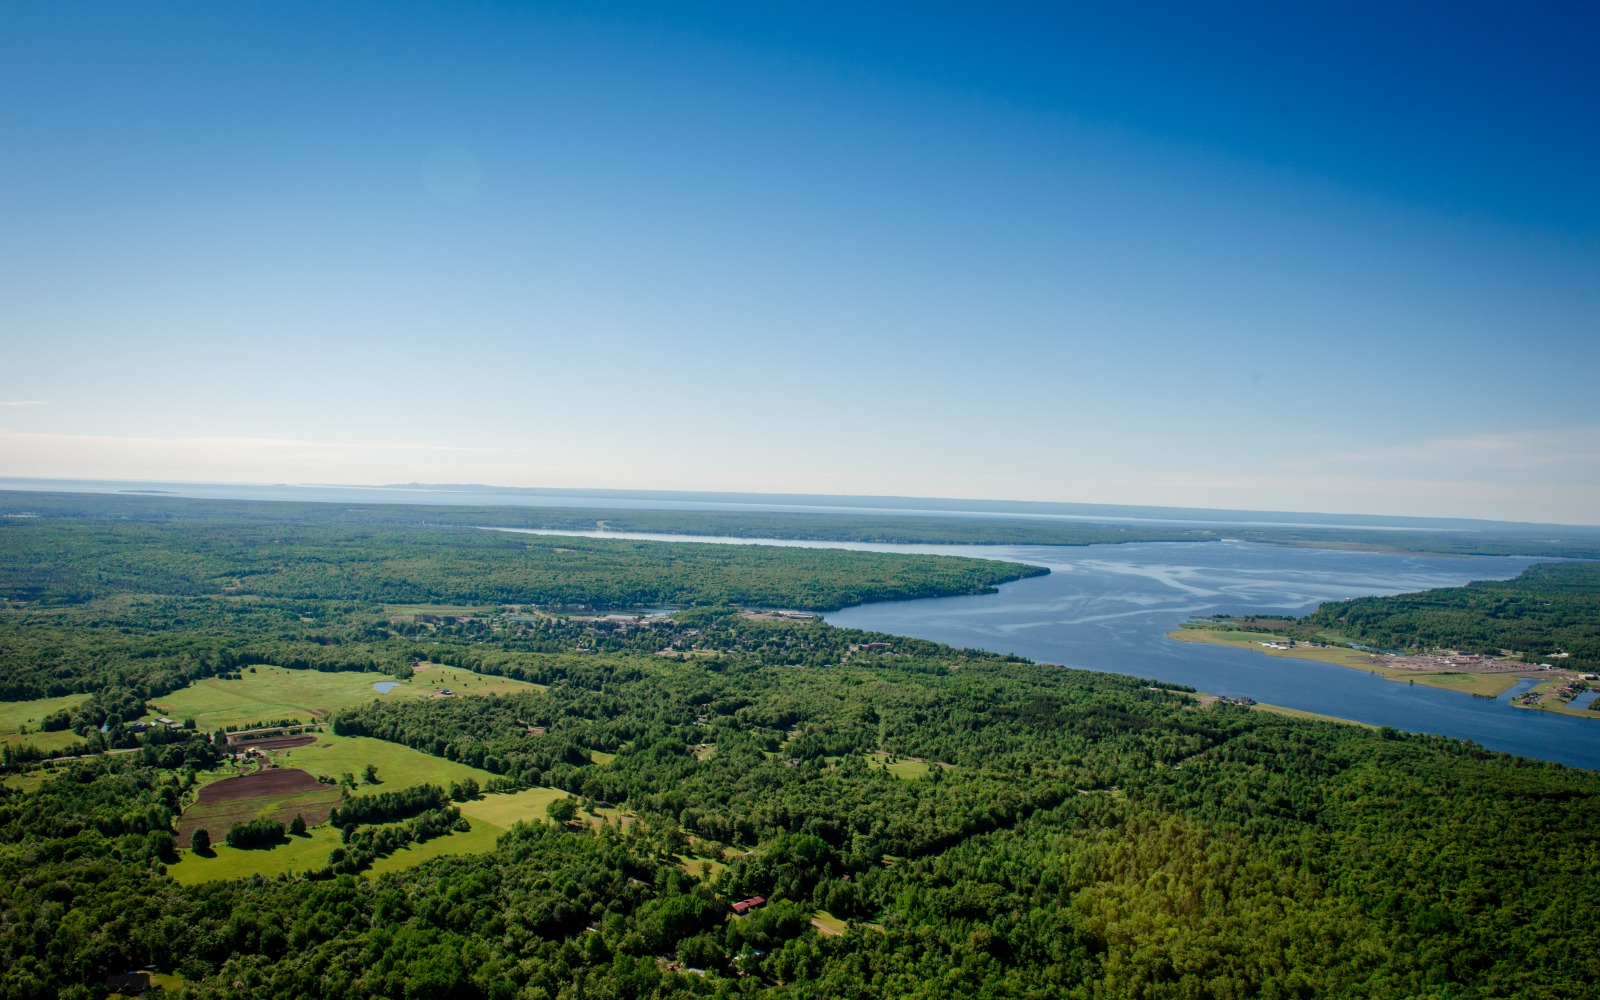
[8,489,1600,559]
[0,516,1042,611]
[1240,561,1600,669]
[0,507,1597,998]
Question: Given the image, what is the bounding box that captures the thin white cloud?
[0,429,508,454]
[1284,426,1600,481]
[0,400,46,407]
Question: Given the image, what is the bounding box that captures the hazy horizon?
[5,475,1598,531]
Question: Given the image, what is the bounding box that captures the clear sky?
[2,2,1596,523]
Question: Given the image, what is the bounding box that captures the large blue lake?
[500,529,1599,769]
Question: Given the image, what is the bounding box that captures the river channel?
[496,529,1598,769]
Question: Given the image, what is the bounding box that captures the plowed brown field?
[200,767,323,803]
[231,734,317,751]
[179,768,342,843]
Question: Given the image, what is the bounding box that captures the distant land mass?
[4,479,1600,560]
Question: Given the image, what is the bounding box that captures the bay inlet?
[495,528,1598,768]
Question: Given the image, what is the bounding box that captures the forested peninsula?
[7,490,1600,559]
[1209,561,1600,671]
[0,516,1043,612]
[0,504,1597,999]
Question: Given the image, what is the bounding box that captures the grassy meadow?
[146,662,542,730]
[865,750,950,779]
[166,733,600,884]
[0,693,89,753]
[279,734,498,792]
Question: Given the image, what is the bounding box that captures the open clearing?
[384,604,501,617]
[169,780,603,884]
[0,693,89,752]
[455,785,627,829]
[0,693,88,734]
[147,663,543,730]
[3,729,85,753]
[276,734,498,794]
[169,826,344,885]
[367,817,507,875]
[866,751,949,779]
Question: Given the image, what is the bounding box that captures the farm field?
[174,767,343,844]
[276,734,498,794]
[168,734,514,884]
[146,662,543,730]
[383,604,501,616]
[169,783,598,884]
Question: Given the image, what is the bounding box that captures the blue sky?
[2,2,1596,522]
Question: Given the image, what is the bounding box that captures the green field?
[366,817,508,875]
[168,779,598,884]
[175,781,344,844]
[0,693,88,734]
[0,693,90,753]
[265,734,498,794]
[147,663,543,731]
[865,751,948,779]
[169,815,511,885]
[167,734,510,884]
[168,826,344,885]
[3,728,86,753]
[456,786,574,827]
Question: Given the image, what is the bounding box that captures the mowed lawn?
[147,663,543,730]
[0,693,89,753]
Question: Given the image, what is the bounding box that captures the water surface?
[506,529,1598,768]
